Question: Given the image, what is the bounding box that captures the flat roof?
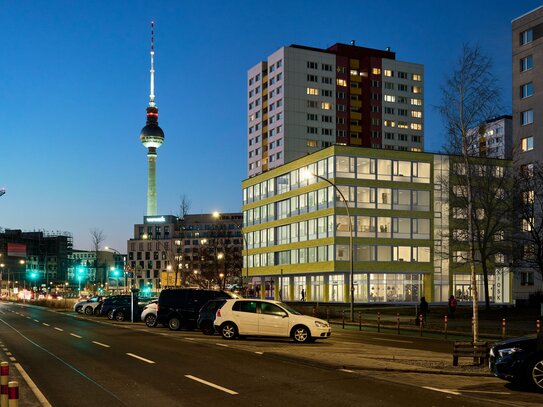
[512,5,543,23]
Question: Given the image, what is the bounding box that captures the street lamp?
[301,169,355,322]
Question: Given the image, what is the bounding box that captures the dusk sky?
[1,1,539,252]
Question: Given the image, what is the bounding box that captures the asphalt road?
[0,302,509,407]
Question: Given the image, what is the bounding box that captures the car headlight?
[497,347,523,358]
[314,321,329,328]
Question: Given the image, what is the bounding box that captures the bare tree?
[438,44,502,341]
[514,162,543,282]
[90,228,106,285]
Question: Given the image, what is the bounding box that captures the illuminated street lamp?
[301,169,355,322]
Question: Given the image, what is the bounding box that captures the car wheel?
[528,357,543,392]
[201,321,215,335]
[114,311,125,322]
[84,306,93,316]
[145,314,157,328]
[168,317,181,331]
[107,310,114,320]
[220,322,237,340]
[93,307,101,316]
[292,326,311,343]
[75,305,83,313]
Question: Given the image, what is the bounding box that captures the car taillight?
[216,309,221,318]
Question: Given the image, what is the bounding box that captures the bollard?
[419,314,423,336]
[1,362,8,407]
[7,381,17,407]
[444,315,448,340]
[342,310,345,329]
[502,318,506,339]
[358,311,362,331]
[397,313,400,335]
[537,320,541,335]
[326,307,329,323]
[377,312,381,333]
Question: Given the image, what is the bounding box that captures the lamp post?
[105,247,125,293]
[301,169,355,322]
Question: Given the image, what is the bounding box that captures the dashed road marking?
[92,341,110,348]
[70,333,82,339]
[126,353,155,364]
[43,323,50,327]
[423,387,461,395]
[33,319,39,323]
[9,357,15,362]
[254,351,263,355]
[54,327,63,332]
[216,343,229,348]
[339,368,355,373]
[5,352,12,356]
[185,375,238,395]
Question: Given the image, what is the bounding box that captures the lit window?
[521,136,534,152]
[523,190,535,204]
[412,74,422,81]
[372,68,381,75]
[383,120,396,127]
[383,95,395,102]
[520,55,533,72]
[522,218,533,232]
[306,87,319,95]
[521,82,533,98]
[307,140,317,147]
[397,122,409,129]
[521,110,534,126]
[412,86,422,94]
[410,123,422,130]
[520,29,533,45]
[411,111,422,118]
[411,98,422,106]
[321,102,332,110]
[350,69,359,75]
[383,69,393,77]
[336,79,347,87]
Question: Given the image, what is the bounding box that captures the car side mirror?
[282,313,288,318]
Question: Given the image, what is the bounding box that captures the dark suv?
[157,289,234,331]
[197,299,229,335]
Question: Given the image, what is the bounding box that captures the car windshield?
[276,302,301,315]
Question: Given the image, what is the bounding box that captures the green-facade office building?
[241,145,512,304]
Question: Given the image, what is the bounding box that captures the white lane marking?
[126,353,155,364]
[254,351,263,355]
[457,390,512,395]
[9,357,16,362]
[26,316,31,319]
[423,387,461,395]
[216,343,229,348]
[14,362,53,407]
[339,369,355,373]
[185,337,196,341]
[5,352,12,356]
[92,341,110,348]
[43,323,50,327]
[372,338,413,343]
[33,319,39,323]
[185,375,238,395]
[54,327,64,332]
[70,333,82,339]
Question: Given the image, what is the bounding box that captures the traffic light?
[76,266,87,281]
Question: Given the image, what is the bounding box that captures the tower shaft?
[147,148,157,216]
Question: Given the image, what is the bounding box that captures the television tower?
[140,20,164,216]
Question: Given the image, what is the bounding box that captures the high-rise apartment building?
[247,43,424,177]
[513,7,543,299]
[468,115,513,159]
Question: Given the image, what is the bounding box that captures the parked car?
[197,299,229,335]
[99,295,132,319]
[157,288,237,331]
[73,296,105,315]
[141,300,158,327]
[214,299,331,343]
[489,333,543,392]
[109,303,146,322]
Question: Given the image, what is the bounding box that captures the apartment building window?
[398,84,408,92]
[322,128,332,135]
[521,82,533,98]
[398,134,408,141]
[307,74,318,82]
[307,127,318,134]
[322,76,332,84]
[521,136,534,152]
[411,98,422,106]
[337,79,347,87]
[307,100,318,108]
[322,115,332,123]
[398,71,407,79]
[322,89,333,97]
[385,132,394,140]
[306,87,319,95]
[383,69,393,77]
[521,271,535,286]
[398,122,409,129]
[277,60,282,68]
[411,123,422,130]
[398,96,408,104]
[412,135,422,143]
[307,140,317,147]
[412,86,422,94]
[307,61,318,69]
[337,91,346,99]
[321,102,332,110]
[383,95,395,102]
[371,118,381,126]
[371,106,381,113]
[412,74,422,81]
[307,113,318,121]
[520,55,533,72]
[372,68,381,75]
[336,117,345,124]
[371,80,381,87]
[384,82,394,90]
[521,110,534,126]
[520,29,533,45]
[384,120,395,127]
[384,107,395,114]
[411,110,422,118]
[336,130,346,137]
[337,104,346,112]
[269,65,275,73]
[350,82,360,89]
[322,63,332,71]
[350,94,360,101]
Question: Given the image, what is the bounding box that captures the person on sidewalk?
[301,289,306,302]
[419,297,429,326]
[448,295,457,319]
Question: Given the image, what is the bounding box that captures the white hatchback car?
[141,300,158,327]
[214,299,331,343]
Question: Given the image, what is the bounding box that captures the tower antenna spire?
[149,20,156,108]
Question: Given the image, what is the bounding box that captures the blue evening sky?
[0,1,538,252]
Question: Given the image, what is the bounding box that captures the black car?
[489,333,543,391]
[197,299,229,335]
[99,295,132,318]
[157,289,235,331]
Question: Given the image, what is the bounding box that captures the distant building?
[468,115,513,159]
[247,42,424,177]
[0,229,72,292]
[68,249,126,293]
[127,213,243,293]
